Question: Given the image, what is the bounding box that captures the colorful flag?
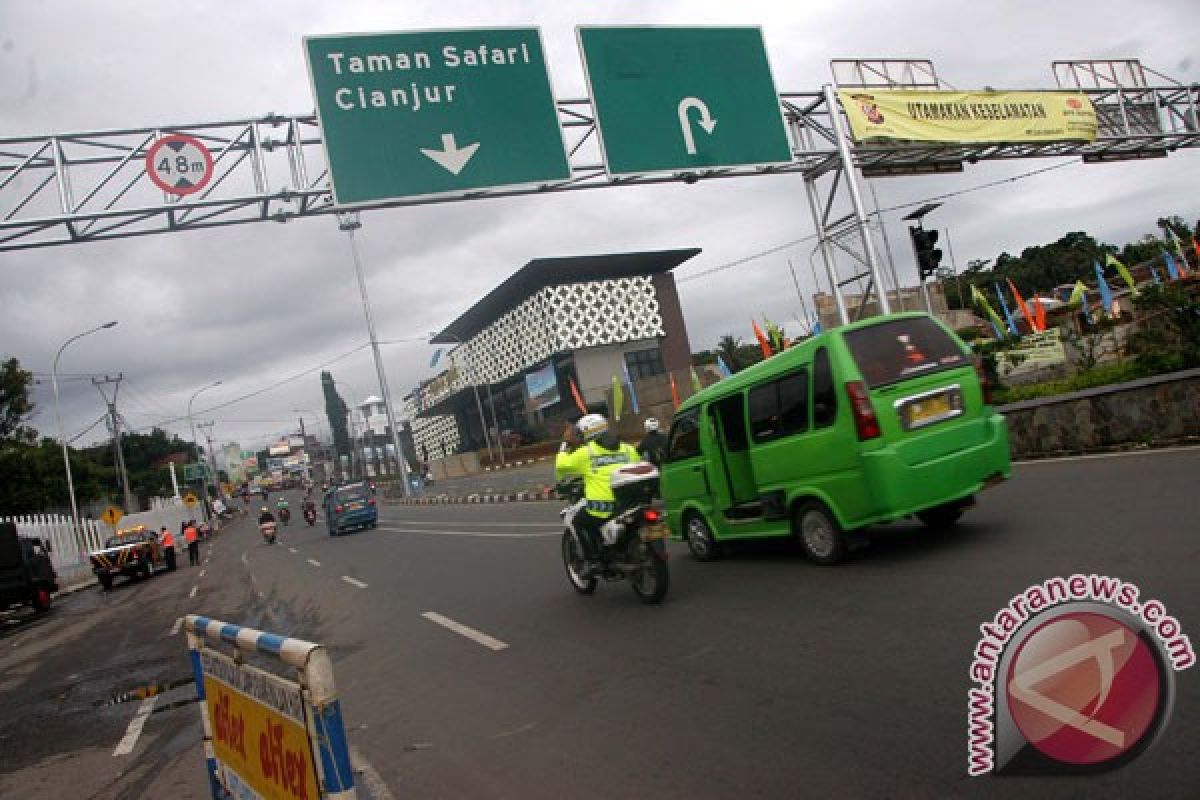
[1006,278,1038,333]
[610,374,624,421]
[1150,266,1162,286]
[1032,295,1047,332]
[993,282,1019,336]
[1093,261,1114,318]
[568,376,587,415]
[970,285,1005,338]
[690,366,703,394]
[715,355,733,379]
[751,319,773,358]
[429,348,443,368]
[811,316,823,335]
[669,373,681,409]
[1163,250,1181,281]
[763,317,787,352]
[621,364,640,414]
[1192,239,1200,272]
[1105,254,1139,297]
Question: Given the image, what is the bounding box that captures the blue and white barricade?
[185,615,356,800]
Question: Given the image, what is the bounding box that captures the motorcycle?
[278,507,291,527]
[303,507,316,526]
[557,463,669,605]
[260,521,277,545]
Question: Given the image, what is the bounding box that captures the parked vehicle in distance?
[89,525,166,590]
[660,312,1011,565]
[325,482,377,536]
[0,521,58,613]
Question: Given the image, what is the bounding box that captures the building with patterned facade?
[406,249,699,460]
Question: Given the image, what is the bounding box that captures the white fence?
[2,496,193,589]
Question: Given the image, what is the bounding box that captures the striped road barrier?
[185,615,356,799]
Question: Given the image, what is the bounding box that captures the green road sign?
[305,29,570,205]
[184,463,210,482]
[578,26,793,176]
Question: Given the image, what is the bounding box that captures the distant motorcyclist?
[276,497,291,526]
[554,413,640,563]
[258,507,275,526]
[637,417,669,467]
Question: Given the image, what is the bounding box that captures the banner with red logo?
[838,89,1097,144]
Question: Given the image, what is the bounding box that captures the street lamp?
[52,320,117,540]
[187,380,222,520]
[337,212,411,496]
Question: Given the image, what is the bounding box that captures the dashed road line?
[288,547,299,554]
[199,569,206,578]
[421,612,508,651]
[168,617,183,636]
[188,585,198,599]
[341,576,368,589]
[307,558,322,567]
[113,696,158,756]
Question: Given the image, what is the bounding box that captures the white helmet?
[576,413,609,441]
[643,417,660,433]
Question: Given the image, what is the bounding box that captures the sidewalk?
[387,458,559,505]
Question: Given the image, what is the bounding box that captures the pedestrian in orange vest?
[160,526,177,572]
[184,520,200,567]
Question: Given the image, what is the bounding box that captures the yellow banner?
[838,89,1097,143]
[204,674,320,800]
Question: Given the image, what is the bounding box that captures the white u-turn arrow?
[678,97,718,155]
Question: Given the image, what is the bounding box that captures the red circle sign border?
[145,134,214,196]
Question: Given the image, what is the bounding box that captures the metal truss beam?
[1,85,1197,254]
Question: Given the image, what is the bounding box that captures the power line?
[676,158,1081,284]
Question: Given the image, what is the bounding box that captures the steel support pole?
[340,215,411,497]
[804,176,848,326]
[823,84,890,315]
[868,179,906,312]
[187,380,221,521]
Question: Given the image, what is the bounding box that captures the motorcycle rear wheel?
[561,531,597,595]
[630,542,669,605]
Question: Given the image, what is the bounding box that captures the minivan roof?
[679,312,936,412]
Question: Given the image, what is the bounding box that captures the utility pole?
[92,374,135,511]
[197,421,221,498]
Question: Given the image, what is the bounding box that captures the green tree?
[0,357,38,445]
[715,335,743,371]
[321,371,352,465]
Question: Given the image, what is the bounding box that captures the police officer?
[159,525,177,572]
[554,413,640,564]
[637,417,669,467]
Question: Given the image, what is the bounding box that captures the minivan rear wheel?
[795,501,847,565]
[684,513,718,562]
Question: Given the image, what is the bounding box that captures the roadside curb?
[481,456,551,473]
[387,488,557,506]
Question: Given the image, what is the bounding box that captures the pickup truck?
[90,526,165,591]
[0,521,58,613]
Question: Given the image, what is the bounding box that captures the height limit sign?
[145,134,214,196]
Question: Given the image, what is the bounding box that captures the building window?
[624,347,665,381]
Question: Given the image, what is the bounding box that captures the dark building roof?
[430,248,701,344]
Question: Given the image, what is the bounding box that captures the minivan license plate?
[902,390,959,430]
[641,523,668,541]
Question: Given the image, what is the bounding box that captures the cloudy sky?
[1,0,1197,456]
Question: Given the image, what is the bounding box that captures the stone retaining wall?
[999,368,1200,458]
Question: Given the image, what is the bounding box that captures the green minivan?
[661,312,1011,564]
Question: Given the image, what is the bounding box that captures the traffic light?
[909,226,943,280]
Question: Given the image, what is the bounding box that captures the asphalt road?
[1,447,1198,799]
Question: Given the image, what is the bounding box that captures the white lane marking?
[421,612,508,651]
[288,547,299,554]
[341,576,368,589]
[188,585,198,599]
[199,569,206,578]
[392,521,560,529]
[112,695,158,756]
[377,526,557,539]
[1015,445,1200,465]
[307,559,322,567]
[240,552,248,566]
[169,617,183,636]
[350,745,396,800]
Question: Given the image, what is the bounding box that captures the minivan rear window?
[843,317,968,388]
[336,488,368,502]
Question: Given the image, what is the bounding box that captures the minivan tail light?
[368,498,376,506]
[335,505,344,513]
[845,381,881,440]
